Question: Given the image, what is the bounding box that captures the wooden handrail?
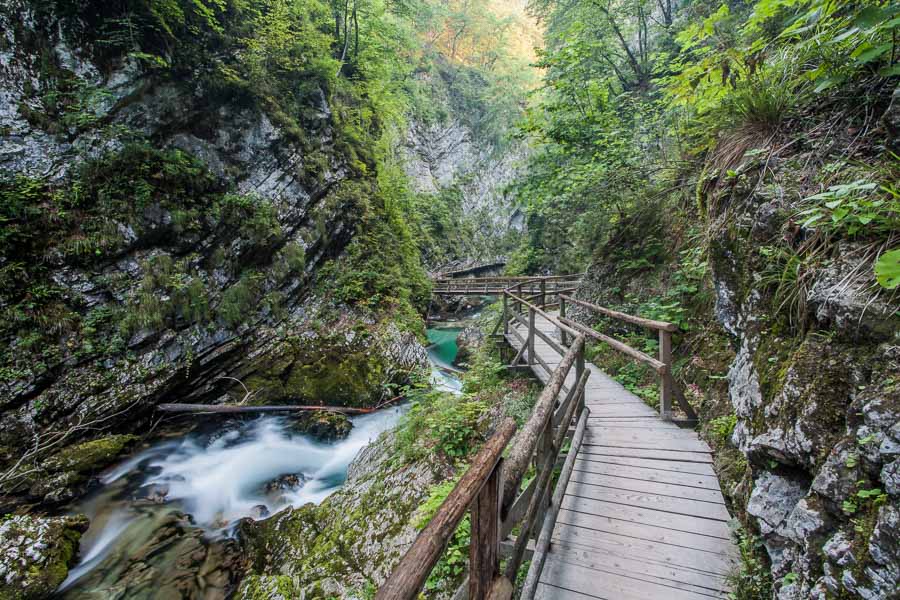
[504,291,579,339]
[559,317,665,373]
[376,419,517,600]
[500,335,584,513]
[557,294,698,421]
[559,294,677,332]
[396,272,699,600]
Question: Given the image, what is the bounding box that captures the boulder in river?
[288,411,353,441]
[0,514,89,599]
[455,326,485,366]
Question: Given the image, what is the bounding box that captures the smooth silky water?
[57,328,465,597]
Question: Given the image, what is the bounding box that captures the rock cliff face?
[0,2,426,509]
[708,160,899,598]
[402,68,526,264]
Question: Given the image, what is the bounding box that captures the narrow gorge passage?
[1,0,898,599]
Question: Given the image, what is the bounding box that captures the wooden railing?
[379,277,697,599]
[378,279,590,600]
[557,294,697,422]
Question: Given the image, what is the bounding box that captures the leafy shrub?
[727,524,773,600]
[708,414,737,446]
[415,479,470,593]
[797,180,900,238]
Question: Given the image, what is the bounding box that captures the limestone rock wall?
[0,2,426,510]
[706,146,899,598]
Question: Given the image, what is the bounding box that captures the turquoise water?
[426,327,462,368]
[426,327,463,394]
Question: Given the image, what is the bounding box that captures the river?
[56,326,465,597]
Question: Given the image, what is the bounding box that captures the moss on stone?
[44,434,138,475]
[0,514,89,600]
[289,411,353,441]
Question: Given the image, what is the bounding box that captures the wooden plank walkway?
[506,313,738,600]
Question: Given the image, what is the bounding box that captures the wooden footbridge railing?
[378,275,703,600]
[432,275,581,298]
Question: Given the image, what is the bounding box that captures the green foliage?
[797,180,900,237]
[666,1,899,139]
[121,254,212,333]
[709,414,737,446]
[874,248,900,289]
[416,479,471,592]
[396,387,488,462]
[219,272,264,328]
[842,481,888,515]
[727,525,773,600]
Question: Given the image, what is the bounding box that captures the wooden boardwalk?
[507,313,738,600]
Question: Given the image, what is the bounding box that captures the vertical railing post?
[528,307,536,366]
[535,417,553,535]
[576,340,585,388]
[559,296,568,347]
[659,329,673,420]
[540,279,546,309]
[502,293,509,335]
[469,461,501,600]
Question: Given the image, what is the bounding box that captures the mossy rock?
[238,324,401,408]
[18,434,139,503]
[44,434,138,475]
[236,574,298,600]
[0,514,89,600]
[288,411,353,441]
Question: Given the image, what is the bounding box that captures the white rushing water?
[59,326,468,596]
[59,407,405,593]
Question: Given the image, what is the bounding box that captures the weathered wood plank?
[552,522,738,576]
[581,436,711,452]
[545,538,732,593]
[559,495,732,539]
[571,459,722,488]
[569,469,727,503]
[534,582,599,600]
[578,445,714,463]
[555,508,736,556]
[538,557,725,600]
[574,455,718,477]
[565,480,732,521]
[589,426,703,439]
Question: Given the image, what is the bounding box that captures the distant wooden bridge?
[432,275,582,297]
[378,277,737,600]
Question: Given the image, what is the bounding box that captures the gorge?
[1,1,899,599]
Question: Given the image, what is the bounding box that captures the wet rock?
[263,473,308,494]
[288,412,353,441]
[16,435,139,505]
[75,510,242,599]
[140,483,170,504]
[249,504,270,520]
[238,425,441,597]
[455,326,485,365]
[0,514,89,599]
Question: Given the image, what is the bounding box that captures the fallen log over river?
[156,403,375,415]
